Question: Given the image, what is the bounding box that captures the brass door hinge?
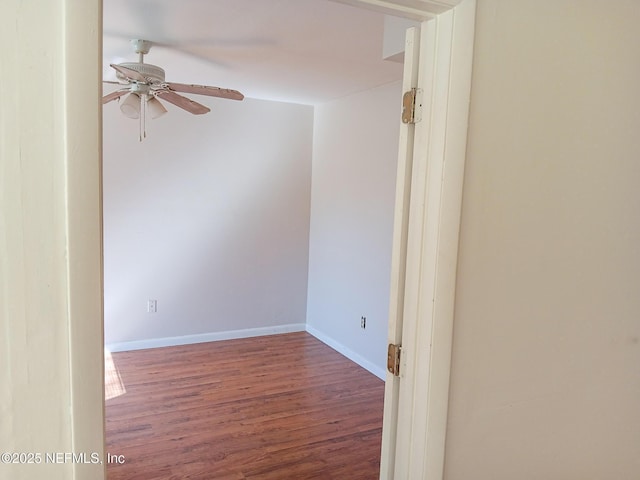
[401,88,422,124]
[387,343,402,377]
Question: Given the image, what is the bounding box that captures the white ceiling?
[103,0,405,105]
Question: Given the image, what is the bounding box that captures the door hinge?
[387,343,402,377]
[401,88,422,124]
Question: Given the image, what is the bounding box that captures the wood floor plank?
[106,332,384,479]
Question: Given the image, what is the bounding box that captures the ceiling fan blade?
[102,89,130,104]
[166,82,244,101]
[110,63,147,83]
[155,91,210,115]
[103,80,123,85]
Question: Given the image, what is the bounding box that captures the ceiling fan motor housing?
[115,62,165,83]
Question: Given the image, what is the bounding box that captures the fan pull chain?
[142,94,147,140]
[138,94,143,142]
[138,94,147,142]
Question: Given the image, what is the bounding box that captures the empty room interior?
[102,1,410,478]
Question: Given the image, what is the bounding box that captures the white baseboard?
[305,325,386,380]
[106,323,306,353]
[107,323,387,381]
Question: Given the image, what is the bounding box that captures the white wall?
[383,15,420,62]
[444,1,640,478]
[103,96,313,348]
[103,82,403,376]
[306,81,402,378]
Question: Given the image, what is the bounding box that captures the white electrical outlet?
[147,299,157,313]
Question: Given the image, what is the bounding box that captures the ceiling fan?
[103,39,244,140]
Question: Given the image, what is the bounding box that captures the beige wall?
[445,1,640,479]
[0,0,104,479]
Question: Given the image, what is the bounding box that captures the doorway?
[102,1,408,478]
[60,1,476,479]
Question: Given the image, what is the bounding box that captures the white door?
[379,24,421,480]
[378,2,477,479]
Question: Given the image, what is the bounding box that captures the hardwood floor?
[105,332,385,479]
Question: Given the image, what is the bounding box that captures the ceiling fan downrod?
[131,39,152,63]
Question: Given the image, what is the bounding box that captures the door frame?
[63,1,476,478]
[393,4,476,478]
[336,1,477,478]
[64,0,106,478]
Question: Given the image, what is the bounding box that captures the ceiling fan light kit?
[147,96,168,119]
[120,93,142,119]
[103,39,244,141]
